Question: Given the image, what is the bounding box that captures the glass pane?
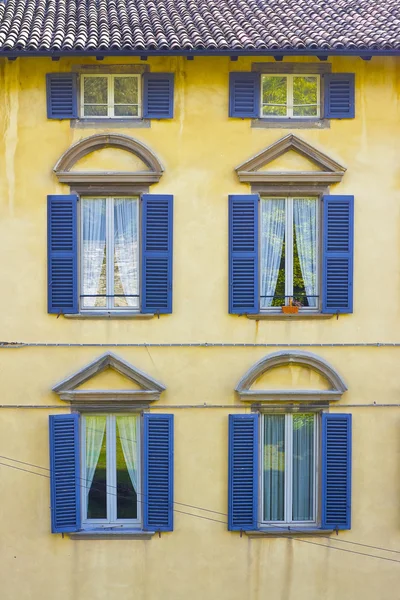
[263,415,285,521]
[114,77,138,105]
[86,416,107,520]
[292,414,315,521]
[293,199,318,308]
[83,105,108,117]
[262,76,287,117]
[114,198,139,309]
[84,77,108,104]
[260,199,286,308]
[116,416,138,519]
[82,199,107,308]
[114,105,139,117]
[293,76,318,117]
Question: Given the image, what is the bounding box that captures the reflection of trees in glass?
[262,75,318,117]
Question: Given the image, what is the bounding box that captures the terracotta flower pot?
[281,305,299,314]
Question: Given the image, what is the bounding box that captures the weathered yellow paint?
[0,55,400,600]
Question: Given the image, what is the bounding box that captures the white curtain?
[263,415,285,521]
[114,199,139,308]
[293,199,317,308]
[260,199,285,309]
[85,415,106,502]
[82,199,106,308]
[292,414,314,521]
[116,416,138,493]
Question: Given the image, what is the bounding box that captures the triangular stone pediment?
[235,134,346,185]
[52,352,166,406]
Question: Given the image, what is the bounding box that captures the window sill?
[246,528,334,538]
[69,530,155,540]
[71,118,150,129]
[64,312,154,320]
[246,313,334,321]
[251,118,329,129]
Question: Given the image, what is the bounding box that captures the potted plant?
[281,298,302,314]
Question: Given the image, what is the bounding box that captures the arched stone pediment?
[54,133,164,186]
[235,350,347,403]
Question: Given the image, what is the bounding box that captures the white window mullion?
[107,415,116,523]
[287,75,293,118]
[285,198,293,305]
[285,415,293,523]
[106,198,114,310]
[109,74,114,118]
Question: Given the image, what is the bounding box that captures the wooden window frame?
[81,73,142,119]
[260,73,321,120]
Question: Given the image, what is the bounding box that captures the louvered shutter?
[46,73,78,119]
[47,195,78,314]
[49,414,81,533]
[143,73,174,119]
[143,414,174,532]
[229,72,260,118]
[228,414,258,531]
[322,195,354,314]
[324,74,355,119]
[322,414,352,530]
[141,194,173,314]
[229,195,259,314]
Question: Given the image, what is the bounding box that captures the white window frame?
[80,196,140,312]
[81,414,142,529]
[260,412,319,527]
[259,196,319,312]
[260,74,320,119]
[81,74,142,119]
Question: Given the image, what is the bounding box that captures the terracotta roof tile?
[0,0,399,54]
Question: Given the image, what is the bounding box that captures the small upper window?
[81,74,141,119]
[260,196,319,311]
[261,74,320,119]
[81,196,140,311]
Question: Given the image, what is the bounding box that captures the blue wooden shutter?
[324,74,355,119]
[322,195,354,314]
[47,195,78,314]
[141,194,173,314]
[143,73,174,119]
[229,72,260,118]
[228,414,259,531]
[143,414,174,532]
[46,73,78,119]
[322,413,352,530]
[49,414,81,533]
[229,195,259,314]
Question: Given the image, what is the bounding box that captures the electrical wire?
[0,455,399,563]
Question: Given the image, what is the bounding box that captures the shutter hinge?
[158,529,161,538]
[156,311,160,319]
[336,310,340,320]
[57,309,64,319]
[335,525,339,536]
[240,529,243,538]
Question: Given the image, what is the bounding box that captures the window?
[81,74,141,118]
[261,74,320,119]
[262,413,317,525]
[260,196,318,311]
[82,414,141,528]
[81,196,140,312]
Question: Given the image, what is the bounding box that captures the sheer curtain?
[85,416,106,503]
[82,199,106,308]
[292,414,314,521]
[114,199,139,308]
[260,199,285,309]
[116,416,138,493]
[263,415,285,521]
[293,199,317,308]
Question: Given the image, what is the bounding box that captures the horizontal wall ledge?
[246,314,334,320]
[69,530,155,540]
[64,313,154,319]
[246,529,334,538]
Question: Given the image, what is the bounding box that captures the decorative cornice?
[53,351,166,406]
[235,350,347,403]
[235,134,346,186]
[54,133,164,186]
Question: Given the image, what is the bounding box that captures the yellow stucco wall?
[0,55,400,600]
